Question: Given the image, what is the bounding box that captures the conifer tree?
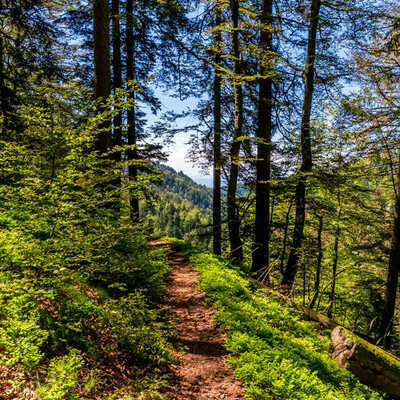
[126,0,139,220]
[252,0,273,276]
[112,0,122,154]
[281,0,321,292]
[93,0,112,153]
[227,0,244,264]
[213,0,223,255]
[0,0,60,132]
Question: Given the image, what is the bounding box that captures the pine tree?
[252,0,273,276]
[213,0,222,256]
[93,0,112,153]
[227,0,244,265]
[281,0,322,293]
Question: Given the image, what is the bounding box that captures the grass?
[174,240,386,400]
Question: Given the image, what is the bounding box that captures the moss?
[342,327,400,374]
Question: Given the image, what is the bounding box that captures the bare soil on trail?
[161,247,246,400]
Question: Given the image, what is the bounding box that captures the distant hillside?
[158,165,213,211]
[140,165,213,250]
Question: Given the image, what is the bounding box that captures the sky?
[145,87,213,187]
[165,130,213,187]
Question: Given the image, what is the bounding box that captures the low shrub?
[37,349,84,400]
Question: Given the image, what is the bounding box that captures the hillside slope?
[140,166,214,250]
[171,240,386,400]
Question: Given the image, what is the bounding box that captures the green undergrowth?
[173,240,385,400]
[0,98,174,399]
[0,230,173,399]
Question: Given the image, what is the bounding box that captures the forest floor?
[156,242,246,400]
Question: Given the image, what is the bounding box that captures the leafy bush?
[37,350,84,400]
[0,96,172,398]
[0,286,48,368]
[105,291,173,365]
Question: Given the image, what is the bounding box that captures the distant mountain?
[192,176,213,188]
[157,165,213,211]
[140,165,213,250]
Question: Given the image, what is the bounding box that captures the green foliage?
[141,165,214,250]
[0,93,172,398]
[0,281,48,368]
[178,241,385,400]
[37,350,84,400]
[105,292,173,365]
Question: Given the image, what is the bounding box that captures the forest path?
[154,241,246,400]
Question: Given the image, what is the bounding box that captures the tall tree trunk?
[0,33,4,131]
[227,0,243,265]
[279,197,294,275]
[327,198,341,318]
[281,0,321,292]
[93,0,111,153]
[252,0,273,276]
[213,1,222,256]
[0,2,2,121]
[309,214,323,309]
[126,0,139,221]
[112,0,122,157]
[381,154,400,349]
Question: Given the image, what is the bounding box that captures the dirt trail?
[161,246,246,400]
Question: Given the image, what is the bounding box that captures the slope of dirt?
[161,247,246,400]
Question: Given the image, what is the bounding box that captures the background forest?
[1,0,400,398]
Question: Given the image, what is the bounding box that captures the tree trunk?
[213,1,222,256]
[93,0,111,153]
[279,197,293,275]
[381,154,400,349]
[262,283,400,398]
[112,0,122,157]
[252,0,273,276]
[126,0,139,221]
[309,214,323,309]
[281,0,321,292]
[327,198,341,319]
[331,326,400,398]
[227,0,243,265]
[0,33,4,131]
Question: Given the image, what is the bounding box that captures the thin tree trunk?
[112,0,122,157]
[126,0,139,221]
[0,4,3,122]
[0,33,5,132]
[302,263,306,305]
[252,0,273,276]
[227,0,243,265]
[279,197,294,275]
[309,214,323,309]
[93,0,111,153]
[281,0,321,293]
[269,194,275,230]
[213,1,222,256]
[381,154,400,349]
[327,199,341,319]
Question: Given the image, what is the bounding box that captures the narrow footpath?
[161,245,246,400]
